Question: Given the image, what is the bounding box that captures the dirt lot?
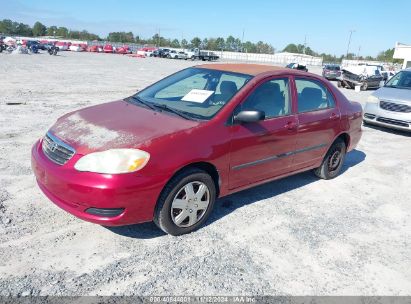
[0,51,410,296]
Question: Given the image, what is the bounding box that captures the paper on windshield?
[182,89,214,103]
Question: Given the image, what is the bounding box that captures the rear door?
[291,77,341,169]
[228,77,298,189]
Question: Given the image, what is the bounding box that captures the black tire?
[313,138,346,180]
[361,82,368,91]
[154,168,216,236]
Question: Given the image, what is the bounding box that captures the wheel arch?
[166,161,220,198]
[333,132,350,150]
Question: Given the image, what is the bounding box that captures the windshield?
[134,67,252,119]
[385,71,411,90]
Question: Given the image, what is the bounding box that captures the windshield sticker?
[182,89,214,103]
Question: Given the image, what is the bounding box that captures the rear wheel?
[314,138,346,180]
[154,168,216,236]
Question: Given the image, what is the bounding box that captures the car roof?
[196,63,286,76]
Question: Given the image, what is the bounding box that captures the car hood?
[49,100,200,154]
[373,87,411,104]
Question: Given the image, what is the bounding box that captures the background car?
[0,36,5,52]
[116,46,132,54]
[338,65,383,90]
[322,64,341,80]
[167,50,187,59]
[69,43,87,52]
[286,62,308,72]
[55,41,69,51]
[160,48,171,58]
[363,68,411,131]
[103,44,114,53]
[177,51,188,59]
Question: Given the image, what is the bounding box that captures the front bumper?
[363,102,411,131]
[31,139,168,226]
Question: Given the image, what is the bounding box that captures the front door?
[228,77,298,189]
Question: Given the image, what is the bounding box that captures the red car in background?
[55,41,69,51]
[322,64,342,80]
[103,44,114,53]
[87,45,103,52]
[32,64,363,235]
[116,45,132,54]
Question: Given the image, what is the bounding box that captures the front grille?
[380,100,411,113]
[364,113,376,119]
[376,117,410,128]
[42,132,75,165]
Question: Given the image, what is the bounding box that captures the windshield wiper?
[151,103,193,120]
[129,96,158,111]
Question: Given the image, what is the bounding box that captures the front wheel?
[361,82,368,91]
[313,138,346,180]
[154,168,216,235]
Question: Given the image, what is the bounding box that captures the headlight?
[367,95,379,104]
[74,149,150,174]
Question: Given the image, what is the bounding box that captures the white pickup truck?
[184,48,219,61]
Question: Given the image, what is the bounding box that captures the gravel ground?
[0,51,410,296]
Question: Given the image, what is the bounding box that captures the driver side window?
[240,78,290,119]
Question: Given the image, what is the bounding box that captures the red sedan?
[31,64,363,235]
[103,44,114,53]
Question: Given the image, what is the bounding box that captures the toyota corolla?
[31,64,363,235]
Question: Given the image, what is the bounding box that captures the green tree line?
[0,19,400,61]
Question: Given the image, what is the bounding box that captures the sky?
[1,0,410,57]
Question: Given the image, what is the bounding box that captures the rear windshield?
[326,65,340,71]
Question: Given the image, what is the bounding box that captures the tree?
[215,37,225,50]
[47,26,58,36]
[243,41,257,53]
[0,19,32,36]
[0,19,14,34]
[32,21,46,36]
[226,35,237,51]
[256,41,274,54]
[15,22,32,36]
[107,31,134,43]
[283,43,299,53]
[376,48,401,63]
[181,39,188,49]
[191,37,201,48]
[170,39,180,48]
[56,27,69,37]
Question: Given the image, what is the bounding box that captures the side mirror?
[234,110,265,123]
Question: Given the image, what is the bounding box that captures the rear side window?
[295,78,335,113]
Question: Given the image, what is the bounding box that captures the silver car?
[363,68,411,131]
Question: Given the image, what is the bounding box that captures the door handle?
[285,121,298,130]
[330,113,340,120]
